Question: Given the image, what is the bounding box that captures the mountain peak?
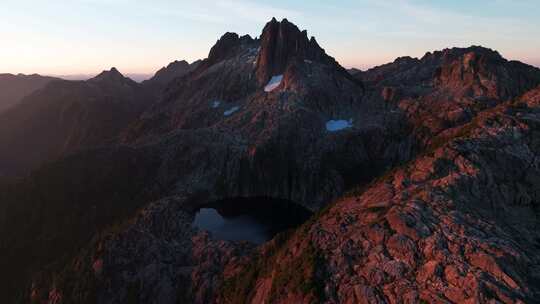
[94,67,122,77]
[168,60,189,67]
[422,45,504,64]
[413,45,540,99]
[255,18,339,84]
[206,32,255,66]
[146,59,200,86]
[91,67,133,84]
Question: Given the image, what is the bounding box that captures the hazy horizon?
[2,0,539,76]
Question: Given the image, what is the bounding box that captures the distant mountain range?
[51,73,153,82]
[1,18,540,304]
[0,73,59,113]
[0,61,200,178]
[0,62,199,115]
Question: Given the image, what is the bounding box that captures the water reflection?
[192,197,312,244]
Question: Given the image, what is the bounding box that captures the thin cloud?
[149,6,228,24]
[124,0,302,26]
[215,0,302,23]
[357,0,537,39]
[132,0,302,25]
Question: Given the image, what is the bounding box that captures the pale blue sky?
[1,0,539,76]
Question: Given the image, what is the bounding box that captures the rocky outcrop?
[431,46,540,99]
[360,46,540,147]
[255,18,347,85]
[361,46,540,100]
[206,33,256,67]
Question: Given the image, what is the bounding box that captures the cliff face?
[2,18,540,304]
[255,18,348,85]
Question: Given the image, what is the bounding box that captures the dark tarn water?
[192,197,313,244]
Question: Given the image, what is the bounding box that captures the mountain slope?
[359,46,540,99]
[0,146,164,303]
[221,85,540,303]
[30,87,540,304]
[1,18,409,303]
[142,59,201,91]
[359,46,540,148]
[0,73,59,113]
[122,18,410,209]
[0,68,153,177]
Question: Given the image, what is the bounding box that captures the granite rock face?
[255,18,350,85]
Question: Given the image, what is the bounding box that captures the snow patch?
[326,119,353,132]
[211,100,221,108]
[264,75,283,92]
[224,106,240,116]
